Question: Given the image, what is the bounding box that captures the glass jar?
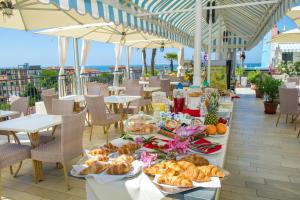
[173,89,185,114]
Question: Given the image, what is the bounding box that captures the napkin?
[193,138,222,154]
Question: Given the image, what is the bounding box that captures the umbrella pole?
[193,0,202,86]
[207,3,212,85]
[73,38,81,95]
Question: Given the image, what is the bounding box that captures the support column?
[193,0,202,86]
[217,18,223,60]
[207,2,212,85]
[73,38,81,95]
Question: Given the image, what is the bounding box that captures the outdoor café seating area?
[0,76,237,200]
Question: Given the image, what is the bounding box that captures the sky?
[0,12,297,68]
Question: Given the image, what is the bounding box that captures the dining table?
[85,99,234,200]
[0,110,19,119]
[0,114,62,182]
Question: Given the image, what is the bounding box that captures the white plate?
[153,175,221,188]
[71,160,143,182]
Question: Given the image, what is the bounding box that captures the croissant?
[80,161,110,175]
[89,148,110,156]
[107,162,131,175]
[103,143,118,152]
[85,155,108,166]
[177,160,195,170]
[112,155,134,165]
[181,166,211,182]
[157,175,193,188]
[118,143,141,155]
[179,154,209,166]
[164,161,182,171]
[198,165,225,178]
[144,165,165,176]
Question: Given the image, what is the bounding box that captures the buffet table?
[85,100,234,200]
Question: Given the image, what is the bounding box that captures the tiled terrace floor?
[1,88,300,200]
[220,89,300,200]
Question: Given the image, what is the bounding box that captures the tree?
[142,48,147,76]
[150,48,157,76]
[164,53,178,72]
[40,69,59,89]
[22,82,41,107]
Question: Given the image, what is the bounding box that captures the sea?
[86,63,262,72]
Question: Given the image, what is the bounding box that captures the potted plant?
[235,67,244,88]
[261,75,282,114]
[247,70,261,90]
[253,72,268,98]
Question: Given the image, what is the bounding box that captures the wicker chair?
[41,88,56,96]
[85,95,121,142]
[124,85,151,113]
[86,82,101,96]
[149,76,161,87]
[160,79,172,97]
[0,143,31,196]
[31,108,87,190]
[0,97,29,145]
[42,94,59,115]
[287,77,300,86]
[276,87,300,135]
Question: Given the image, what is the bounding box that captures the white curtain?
[58,36,69,97]
[126,46,132,79]
[177,48,185,77]
[80,39,91,75]
[80,39,91,95]
[113,44,122,86]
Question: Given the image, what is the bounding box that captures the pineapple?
[204,91,220,125]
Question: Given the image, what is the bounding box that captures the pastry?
[164,160,182,171]
[157,175,193,188]
[144,165,166,176]
[165,119,178,130]
[140,124,156,134]
[107,162,131,175]
[85,155,109,165]
[103,143,118,152]
[118,143,141,155]
[179,154,209,166]
[80,161,110,175]
[89,148,110,156]
[188,92,201,97]
[198,165,225,178]
[181,166,211,182]
[176,160,195,170]
[112,154,134,165]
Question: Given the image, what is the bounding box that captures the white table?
[0,110,19,119]
[0,114,62,182]
[86,101,234,200]
[139,81,179,85]
[60,95,85,103]
[143,87,161,92]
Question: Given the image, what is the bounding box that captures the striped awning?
[42,0,192,46]
[278,43,300,52]
[128,0,296,49]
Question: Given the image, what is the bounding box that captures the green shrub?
[260,75,282,103]
[247,70,261,84]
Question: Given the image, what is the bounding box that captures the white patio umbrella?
[287,6,300,28]
[0,0,98,30]
[271,28,300,43]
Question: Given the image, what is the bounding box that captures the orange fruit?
[206,125,217,135]
[216,123,227,135]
